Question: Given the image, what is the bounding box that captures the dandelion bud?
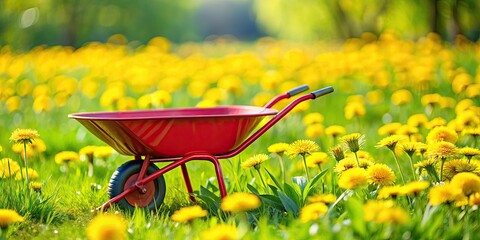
[340,133,364,153]
[331,145,345,162]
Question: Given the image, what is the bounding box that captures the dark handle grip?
[286,84,309,97]
[311,86,334,99]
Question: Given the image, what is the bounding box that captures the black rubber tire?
[108,160,166,212]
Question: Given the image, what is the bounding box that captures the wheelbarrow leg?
[207,156,227,198]
[181,164,196,202]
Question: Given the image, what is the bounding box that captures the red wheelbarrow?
[69,85,334,211]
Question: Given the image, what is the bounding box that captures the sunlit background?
[1,0,480,49]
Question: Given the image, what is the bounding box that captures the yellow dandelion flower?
[450,172,480,197]
[116,97,136,111]
[414,158,438,169]
[241,154,268,169]
[15,168,39,181]
[391,89,412,106]
[457,195,472,206]
[86,213,127,240]
[30,138,46,153]
[407,114,429,128]
[267,143,289,154]
[378,185,403,199]
[325,125,346,138]
[469,192,480,206]
[99,88,123,108]
[442,159,478,181]
[55,151,80,165]
[334,157,374,174]
[93,146,114,159]
[286,140,319,158]
[425,117,447,129]
[344,101,366,119]
[137,94,153,109]
[396,125,419,136]
[334,158,358,173]
[0,209,24,228]
[151,90,172,106]
[0,158,20,178]
[11,144,36,160]
[459,147,480,160]
[366,89,384,105]
[30,181,43,192]
[171,205,208,223]
[416,142,428,155]
[201,224,238,240]
[363,200,395,222]
[306,152,329,167]
[307,193,336,204]
[80,146,97,157]
[426,126,458,144]
[32,95,52,113]
[305,123,324,139]
[378,122,402,136]
[376,207,409,224]
[401,142,419,157]
[376,135,408,151]
[9,128,40,145]
[366,164,396,186]
[6,96,21,112]
[302,112,324,125]
[463,127,480,138]
[351,150,374,161]
[428,183,463,206]
[338,168,369,189]
[421,93,442,107]
[339,133,364,153]
[455,99,475,114]
[203,88,227,103]
[456,110,480,128]
[451,71,472,93]
[465,84,480,98]
[400,181,430,196]
[426,141,457,160]
[439,97,455,109]
[196,99,217,108]
[220,192,261,213]
[299,202,328,222]
[252,92,273,107]
[291,101,310,114]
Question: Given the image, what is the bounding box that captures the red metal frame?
[98,86,334,211]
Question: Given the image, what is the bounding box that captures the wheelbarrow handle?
[310,86,334,99]
[264,84,310,108]
[286,84,309,97]
[221,86,334,159]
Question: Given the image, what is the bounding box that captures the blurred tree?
[0,0,197,50]
[1,0,479,50]
[432,0,480,40]
[195,0,264,40]
[253,0,480,41]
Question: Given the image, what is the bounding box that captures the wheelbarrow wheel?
[108,160,166,212]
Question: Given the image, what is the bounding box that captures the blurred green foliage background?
[1,0,479,50]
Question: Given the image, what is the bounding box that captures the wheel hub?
[123,173,156,207]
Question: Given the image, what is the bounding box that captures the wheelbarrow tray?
[69,106,277,157]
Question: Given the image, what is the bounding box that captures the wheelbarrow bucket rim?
[68,105,278,121]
